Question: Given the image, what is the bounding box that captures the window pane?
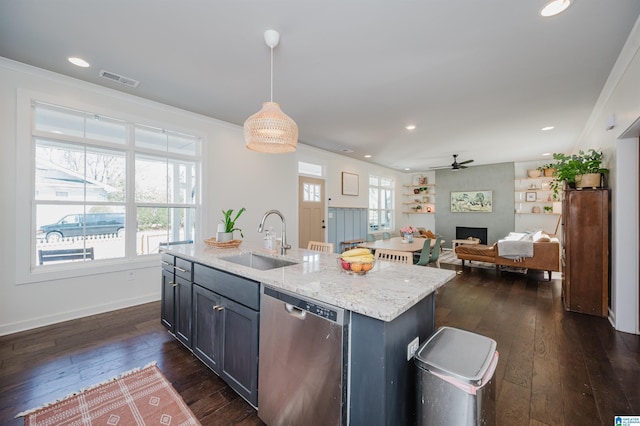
[86,115,126,144]
[35,205,125,262]
[135,155,168,203]
[34,103,85,137]
[136,155,196,204]
[137,207,195,255]
[168,132,198,156]
[35,140,85,201]
[369,210,379,231]
[35,139,126,202]
[382,210,393,230]
[369,188,379,209]
[135,126,167,151]
[135,125,198,156]
[298,161,322,177]
[381,189,392,209]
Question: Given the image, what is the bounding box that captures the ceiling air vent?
[99,70,140,88]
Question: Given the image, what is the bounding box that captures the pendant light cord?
[270,46,274,103]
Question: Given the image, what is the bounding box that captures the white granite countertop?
[163,242,456,322]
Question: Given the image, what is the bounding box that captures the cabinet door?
[564,189,609,316]
[220,296,259,406]
[161,268,175,331]
[174,276,192,347]
[193,284,222,373]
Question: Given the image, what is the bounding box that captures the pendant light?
[244,30,298,153]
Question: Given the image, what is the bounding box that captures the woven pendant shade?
[244,101,298,153]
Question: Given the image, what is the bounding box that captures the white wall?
[296,144,436,235]
[0,58,299,335]
[0,58,418,335]
[575,18,640,334]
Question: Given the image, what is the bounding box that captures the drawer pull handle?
[161,261,172,266]
[174,266,188,273]
[170,282,177,287]
[214,305,225,312]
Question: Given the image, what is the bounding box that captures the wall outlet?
[407,337,420,361]
[127,271,135,281]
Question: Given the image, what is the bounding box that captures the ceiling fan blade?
[458,159,474,165]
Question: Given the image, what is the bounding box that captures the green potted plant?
[549,149,609,198]
[218,207,246,242]
[537,163,556,178]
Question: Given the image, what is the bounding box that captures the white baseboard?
[0,293,160,336]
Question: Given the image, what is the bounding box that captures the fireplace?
[456,226,488,245]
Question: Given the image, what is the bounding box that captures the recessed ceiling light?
[68,57,90,67]
[542,152,552,156]
[540,0,571,17]
[364,154,372,158]
[404,168,411,171]
[405,125,416,130]
[541,126,555,131]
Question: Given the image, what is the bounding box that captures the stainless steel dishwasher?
[258,286,348,426]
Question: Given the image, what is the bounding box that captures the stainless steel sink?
[220,252,298,270]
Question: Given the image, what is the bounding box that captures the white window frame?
[368,175,395,232]
[16,90,203,284]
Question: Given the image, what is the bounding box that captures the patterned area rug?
[17,363,200,426]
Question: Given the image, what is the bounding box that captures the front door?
[298,176,326,249]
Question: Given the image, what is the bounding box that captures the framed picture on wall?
[342,172,359,196]
[526,191,536,202]
[450,190,493,212]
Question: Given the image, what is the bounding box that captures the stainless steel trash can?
[414,326,498,426]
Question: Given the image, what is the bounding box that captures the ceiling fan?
[431,154,474,171]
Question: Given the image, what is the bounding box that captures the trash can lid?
[415,327,497,385]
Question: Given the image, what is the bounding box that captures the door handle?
[284,303,306,320]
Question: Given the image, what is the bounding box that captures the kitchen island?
[161,242,455,425]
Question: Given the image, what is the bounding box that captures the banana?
[341,254,374,262]
[341,248,371,257]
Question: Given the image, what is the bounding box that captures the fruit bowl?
[337,257,375,275]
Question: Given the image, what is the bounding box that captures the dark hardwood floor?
[1,264,638,425]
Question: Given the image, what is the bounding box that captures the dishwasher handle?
[284,303,307,320]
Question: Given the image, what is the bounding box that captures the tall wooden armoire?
[562,188,610,317]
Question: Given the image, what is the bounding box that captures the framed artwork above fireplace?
[450,190,493,213]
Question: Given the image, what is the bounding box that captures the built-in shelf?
[403,180,435,214]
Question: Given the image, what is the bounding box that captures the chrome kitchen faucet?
[258,210,291,255]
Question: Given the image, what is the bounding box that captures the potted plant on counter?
[549,149,609,198]
[218,207,246,242]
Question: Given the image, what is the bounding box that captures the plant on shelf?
[543,206,553,214]
[537,163,556,177]
[221,207,246,238]
[548,149,609,198]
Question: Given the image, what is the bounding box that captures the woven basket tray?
[204,237,242,249]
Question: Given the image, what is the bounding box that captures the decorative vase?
[217,231,233,242]
[528,169,542,178]
[403,233,414,242]
[544,168,556,177]
[575,173,601,189]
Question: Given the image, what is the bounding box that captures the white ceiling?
[1,1,639,171]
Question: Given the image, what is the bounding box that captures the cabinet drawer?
[175,257,193,281]
[161,253,174,272]
[194,263,259,310]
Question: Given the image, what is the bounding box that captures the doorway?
[298,176,326,249]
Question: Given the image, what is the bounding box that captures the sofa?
[455,232,560,280]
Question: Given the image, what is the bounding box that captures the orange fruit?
[361,262,373,272]
[350,263,363,272]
